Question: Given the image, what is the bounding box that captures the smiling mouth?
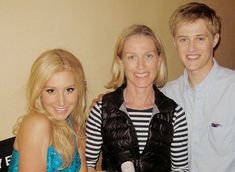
[134,72,148,78]
[186,54,200,60]
[54,107,67,113]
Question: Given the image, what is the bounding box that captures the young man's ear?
[213,33,220,48]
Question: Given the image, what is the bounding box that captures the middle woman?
[86,24,189,172]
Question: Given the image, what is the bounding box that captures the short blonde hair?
[16,49,86,168]
[169,2,221,36]
[106,24,167,89]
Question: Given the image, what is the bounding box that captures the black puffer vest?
[101,84,177,172]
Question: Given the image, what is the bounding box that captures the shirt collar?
[119,102,160,114]
[183,58,219,92]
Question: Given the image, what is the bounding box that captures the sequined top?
[8,145,80,172]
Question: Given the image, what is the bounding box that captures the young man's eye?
[197,37,206,41]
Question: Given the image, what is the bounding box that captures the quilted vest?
[101,84,177,172]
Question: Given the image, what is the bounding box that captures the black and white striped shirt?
[86,101,189,171]
[127,107,152,154]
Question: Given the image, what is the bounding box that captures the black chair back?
[0,137,15,172]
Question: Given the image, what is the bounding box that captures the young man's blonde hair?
[106,24,167,89]
[169,2,221,36]
[14,49,87,168]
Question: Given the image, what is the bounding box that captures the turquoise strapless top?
[8,145,81,171]
[8,117,80,171]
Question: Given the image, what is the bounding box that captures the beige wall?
[201,0,235,69]
[1,0,234,140]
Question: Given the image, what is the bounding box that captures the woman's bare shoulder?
[21,113,52,132]
[15,113,52,149]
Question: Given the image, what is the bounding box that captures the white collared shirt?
[162,59,235,172]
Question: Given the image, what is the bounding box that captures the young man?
[162,2,235,172]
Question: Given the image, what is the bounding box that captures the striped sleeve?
[85,101,103,169]
[171,105,189,172]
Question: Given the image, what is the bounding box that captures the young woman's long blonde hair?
[14,49,87,168]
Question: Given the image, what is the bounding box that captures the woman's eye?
[145,54,154,59]
[179,38,187,42]
[66,87,75,93]
[127,55,135,60]
[46,89,55,94]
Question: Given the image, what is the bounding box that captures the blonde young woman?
[8,49,87,172]
[85,25,189,172]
